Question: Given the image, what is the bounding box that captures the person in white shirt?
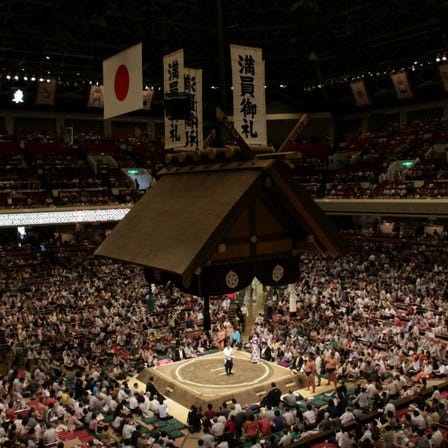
[384,401,396,417]
[128,393,139,413]
[224,342,234,375]
[277,429,292,447]
[282,407,296,429]
[411,409,427,431]
[200,429,216,448]
[352,387,369,411]
[158,399,169,420]
[117,385,129,403]
[139,394,154,418]
[149,395,160,412]
[216,441,229,448]
[314,352,323,386]
[430,423,444,448]
[365,381,379,400]
[231,398,242,412]
[335,428,355,448]
[211,417,226,438]
[340,407,355,426]
[415,360,433,382]
[303,404,317,429]
[122,418,136,441]
[42,425,57,445]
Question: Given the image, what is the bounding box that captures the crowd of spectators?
[0,225,446,446]
[0,129,163,209]
[2,118,448,207]
[2,120,448,446]
[292,118,448,200]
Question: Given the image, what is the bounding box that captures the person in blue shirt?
[271,410,284,432]
[229,327,242,348]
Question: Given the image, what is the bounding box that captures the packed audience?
[1,117,448,208]
[0,224,446,446]
[291,118,448,199]
[2,119,448,446]
[0,130,162,209]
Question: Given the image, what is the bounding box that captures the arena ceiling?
[2,0,448,114]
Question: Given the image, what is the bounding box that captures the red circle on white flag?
[114,64,130,101]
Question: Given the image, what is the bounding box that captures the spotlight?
[443,56,447,61]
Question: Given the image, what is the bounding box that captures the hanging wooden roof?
[95,151,348,286]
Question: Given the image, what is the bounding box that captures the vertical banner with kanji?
[87,84,104,109]
[230,44,267,146]
[35,79,57,106]
[391,71,414,100]
[163,49,185,150]
[439,64,448,92]
[184,68,203,150]
[143,89,154,111]
[349,79,371,107]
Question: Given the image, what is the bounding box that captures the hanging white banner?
[439,64,448,92]
[350,79,371,107]
[183,68,203,151]
[87,84,104,109]
[391,71,414,100]
[35,78,57,106]
[163,49,185,150]
[230,44,267,146]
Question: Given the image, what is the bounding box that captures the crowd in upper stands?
[289,118,448,200]
[0,129,163,208]
[0,222,447,446]
[0,117,448,208]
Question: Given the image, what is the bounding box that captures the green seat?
[170,419,186,430]
[142,416,158,424]
[167,429,185,439]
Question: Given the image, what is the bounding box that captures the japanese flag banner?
[103,43,143,119]
[230,44,267,146]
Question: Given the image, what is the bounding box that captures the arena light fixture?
[0,207,131,227]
